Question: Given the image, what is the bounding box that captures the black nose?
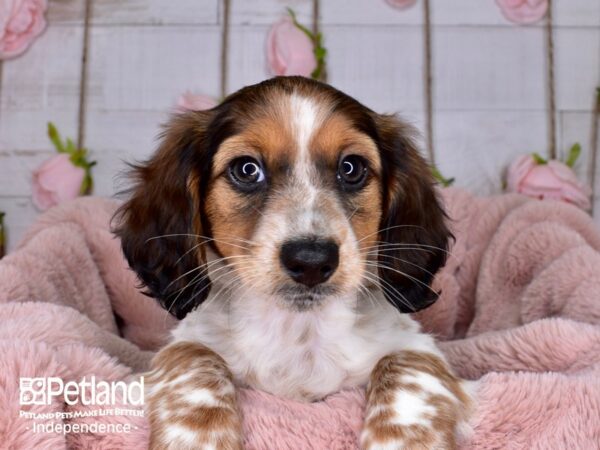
[280,238,339,288]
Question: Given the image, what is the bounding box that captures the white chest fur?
[172,285,442,402]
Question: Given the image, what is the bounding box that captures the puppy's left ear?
[374,114,452,313]
[113,112,214,320]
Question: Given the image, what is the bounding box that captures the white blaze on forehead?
[287,93,326,235]
[289,93,319,161]
[289,94,320,201]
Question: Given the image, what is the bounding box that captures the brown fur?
[147,342,242,450]
[363,351,471,450]
[114,76,450,318]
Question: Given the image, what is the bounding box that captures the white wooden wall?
[0,0,599,251]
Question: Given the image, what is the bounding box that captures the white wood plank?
[227,26,270,94]
[555,27,600,111]
[0,150,53,197]
[0,25,83,151]
[230,0,312,26]
[85,110,171,197]
[321,0,600,26]
[47,0,85,24]
[0,25,83,214]
[87,26,221,112]
[321,0,422,26]
[434,111,548,196]
[91,0,219,26]
[0,197,40,253]
[0,113,168,201]
[325,26,424,113]
[434,27,546,111]
[555,0,600,27]
[433,0,600,27]
[559,111,594,184]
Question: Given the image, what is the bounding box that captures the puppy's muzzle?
[280,238,339,288]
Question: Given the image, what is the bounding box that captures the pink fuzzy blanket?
[2,188,600,449]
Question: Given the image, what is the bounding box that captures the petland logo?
[19,376,144,406]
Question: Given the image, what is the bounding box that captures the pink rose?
[0,0,47,59]
[506,154,592,210]
[176,92,217,111]
[32,153,85,211]
[385,0,417,10]
[267,16,316,77]
[496,0,548,25]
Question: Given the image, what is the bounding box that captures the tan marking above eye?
[211,136,264,177]
[310,114,382,176]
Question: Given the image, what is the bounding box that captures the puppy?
[115,76,473,450]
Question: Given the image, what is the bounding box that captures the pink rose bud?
[176,92,218,111]
[496,0,548,25]
[385,0,417,10]
[267,16,317,77]
[0,0,48,59]
[506,154,592,210]
[32,153,86,211]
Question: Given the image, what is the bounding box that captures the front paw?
[147,342,243,450]
[361,352,473,450]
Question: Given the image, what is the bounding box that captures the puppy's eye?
[337,155,367,189]
[229,157,266,189]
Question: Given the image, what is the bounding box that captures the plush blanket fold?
[1,188,599,449]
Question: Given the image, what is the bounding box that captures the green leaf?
[431,166,455,187]
[286,7,328,81]
[46,122,96,195]
[65,137,77,155]
[565,142,581,168]
[532,152,547,164]
[47,122,65,153]
[287,8,314,40]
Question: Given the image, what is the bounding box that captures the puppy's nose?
[280,238,339,288]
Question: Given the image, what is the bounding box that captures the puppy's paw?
[361,351,473,450]
[146,342,243,450]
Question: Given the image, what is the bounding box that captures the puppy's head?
[115,76,451,319]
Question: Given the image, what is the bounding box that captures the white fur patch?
[392,390,436,427]
[184,388,222,407]
[402,371,454,399]
[165,424,199,446]
[289,94,320,230]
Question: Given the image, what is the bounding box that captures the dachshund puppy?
[115,76,473,449]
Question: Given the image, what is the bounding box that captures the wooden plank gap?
[590,89,600,215]
[0,61,3,127]
[220,0,231,98]
[76,0,93,150]
[545,0,557,159]
[423,0,435,164]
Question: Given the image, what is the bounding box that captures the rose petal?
[176,92,217,111]
[32,182,55,211]
[267,17,316,77]
[385,0,417,10]
[0,0,47,59]
[515,159,592,210]
[32,154,85,211]
[496,0,547,24]
[506,154,536,192]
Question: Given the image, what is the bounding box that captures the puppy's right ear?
[114,112,214,320]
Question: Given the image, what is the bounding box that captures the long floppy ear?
[374,114,452,313]
[113,112,215,320]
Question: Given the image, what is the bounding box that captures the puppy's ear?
[374,114,452,313]
[114,112,214,320]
